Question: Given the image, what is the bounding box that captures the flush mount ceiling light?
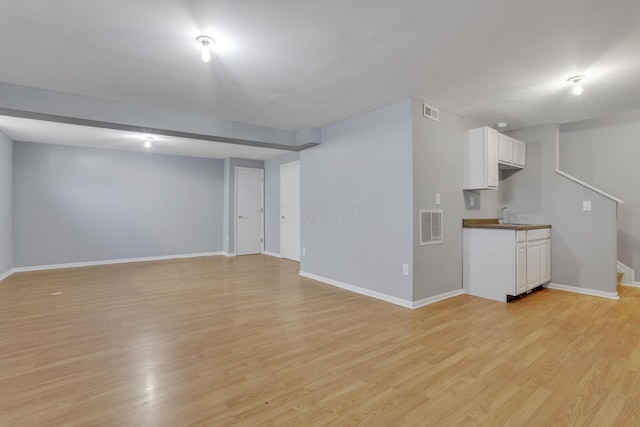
[144,137,153,149]
[567,75,586,96]
[196,35,215,63]
[497,122,508,128]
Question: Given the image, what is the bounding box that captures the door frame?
[280,161,300,260]
[234,167,264,255]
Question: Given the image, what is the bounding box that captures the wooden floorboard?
[0,255,639,426]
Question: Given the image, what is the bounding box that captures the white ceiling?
[0,116,289,160]
[0,0,639,134]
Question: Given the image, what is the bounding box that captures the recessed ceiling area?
[0,116,290,160]
[0,0,639,133]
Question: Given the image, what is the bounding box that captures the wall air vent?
[420,210,443,246]
[423,103,440,122]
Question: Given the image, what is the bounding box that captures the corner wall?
[507,124,617,294]
[300,99,414,302]
[0,131,12,278]
[559,111,640,276]
[411,100,501,300]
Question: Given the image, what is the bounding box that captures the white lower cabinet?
[516,242,527,295]
[463,226,551,302]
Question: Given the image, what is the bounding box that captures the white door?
[280,161,300,261]
[236,168,263,256]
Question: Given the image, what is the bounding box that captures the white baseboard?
[299,271,464,309]
[617,261,635,285]
[412,289,465,309]
[299,271,413,308]
[0,268,14,283]
[545,282,619,300]
[263,251,282,258]
[623,282,640,288]
[11,252,224,274]
[223,252,236,257]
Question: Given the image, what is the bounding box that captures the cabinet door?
[540,239,551,284]
[498,134,513,164]
[513,139,526,167]
[487,128,499,188]
[526,241,540,290]
[516,242,527,295]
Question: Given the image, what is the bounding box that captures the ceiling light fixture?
[497,122,508,128]
[196,35,215,63]
[144,137,153,149]
[567,75,586,96]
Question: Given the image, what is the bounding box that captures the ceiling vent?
[420,210,443,246]
[423,103,440,122]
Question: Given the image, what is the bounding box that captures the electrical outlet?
[583,201,592,211]
[435,193,441,205]
[302,247,307,256]
[402,264,410,276]
[470,196,475,207]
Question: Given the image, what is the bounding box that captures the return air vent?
[420,210,443,246]
[423,103,440,122]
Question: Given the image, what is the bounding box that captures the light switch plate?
[435,193,441,205]
[402,264,410,276]
[583,201,592,211]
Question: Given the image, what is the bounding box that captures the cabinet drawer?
[527,228,550,241]
[516,231,526,242]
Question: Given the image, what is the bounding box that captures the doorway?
[235,167,264,256]
[280,161,300,262]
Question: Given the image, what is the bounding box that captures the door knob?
[238,215,246,219]
[281,216,286,219]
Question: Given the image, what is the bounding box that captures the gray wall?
[300,99,414,301]
[559,111,640,275]
[264,152,300,255]
[411,100,501,300]
[507,124,617,293]
[0,82,298,146]
[223,158,264,255]
[13,142,224,267]
[0,131,12,276]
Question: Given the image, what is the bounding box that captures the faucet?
[501,206,510,223]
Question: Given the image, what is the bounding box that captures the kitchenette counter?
[463,218,551,231]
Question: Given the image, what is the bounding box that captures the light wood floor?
[1,255,639,426]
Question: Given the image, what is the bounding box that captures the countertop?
[463,218,551,231]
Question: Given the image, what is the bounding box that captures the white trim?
[10,252,224,273]
[263,251,282,258]
[617,261,635,285]
[223,252,236,257]
[555,126,623,204]
[623,282,640,288]
[280,160,301,262]
[234,167,265,256]
[412,289,465,309]
[299,271,465,309]
[299,271,413,308]
[0,269,14,283]
[554,170,624,204]
[544,282,619,300]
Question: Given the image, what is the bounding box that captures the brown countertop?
[463,218,551,231]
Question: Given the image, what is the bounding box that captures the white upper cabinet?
[498,134,513,164]
[498,133,526,169]
[512,139,526,167]
[462,126,499,190]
